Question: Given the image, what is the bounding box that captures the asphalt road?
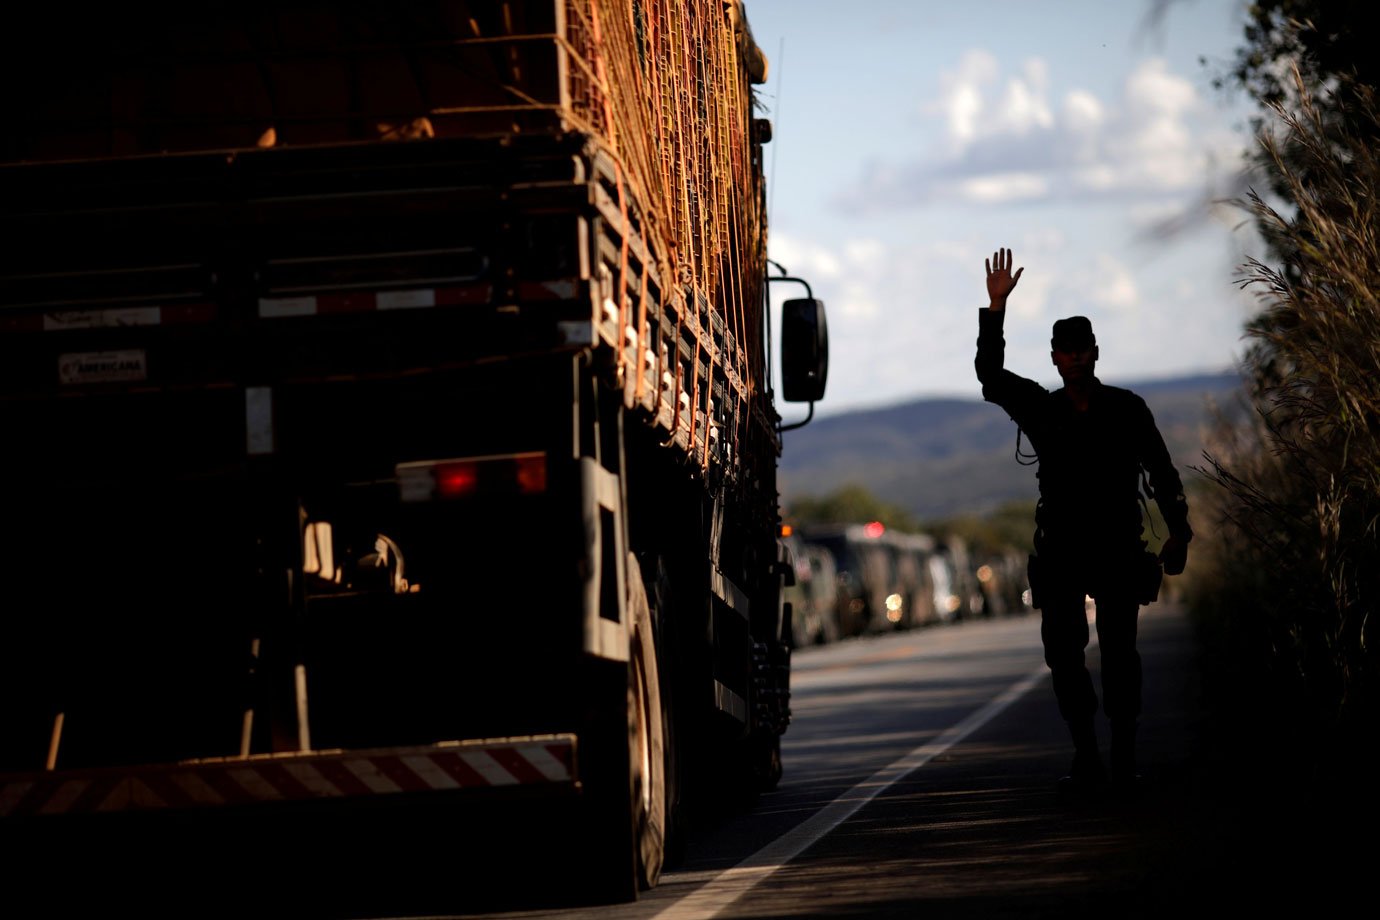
[448,601,1358,920]
[7,602,1361,919]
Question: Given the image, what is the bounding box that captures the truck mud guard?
[0,735,576,819]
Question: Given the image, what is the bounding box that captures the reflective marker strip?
[312,759,373,798]
[228,767,285,802]
[714,680,748,722]
[0,781,33,815]
[282,761,343,798]
[257,285,492,318]
[36,780,89,815]
[344,759,403,795]
[245,386,274,456]
[258,296,317,318]
[517,280,578,300]
[430,752,489,787]
[524,745,576,782]
[378,289,435,310]
[458,751,519,786]
[400,755,462,791]
[167,770,226,806]
[710,567,751,619]
[487,748,546,785]
[0,736,576,818]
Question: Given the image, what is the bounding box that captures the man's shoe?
[1110,767,1144,799]
[1057,750,1107,798]
[1109,719,1139,797]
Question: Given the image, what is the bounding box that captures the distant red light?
[863,521,885,538]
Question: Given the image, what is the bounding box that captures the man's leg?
[1095,595,1142,786]
[1041,586,1104,789]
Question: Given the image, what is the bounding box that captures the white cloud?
[1111,59,1203,190]
[1061,90,1105,167]
[770,234,842,279]
[843,238,887,271]
[1008,271,1051,320]
[1044,253,1141,319]
[835,54,1235,212]
[960,172,1048,203]
[1089,255,1140,310]
[995,60,1054,135]
[837,295,881,319]
[1021,227,1068,254]
[1063,90,1104,135]
[764,231,1241,414]
[935,50,1001,153]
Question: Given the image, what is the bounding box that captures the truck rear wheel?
[579,553,666,902]
[628,556,666,890]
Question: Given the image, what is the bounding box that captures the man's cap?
[1051,315,1096,350]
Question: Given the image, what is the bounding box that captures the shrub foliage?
[1194,66,1378,758]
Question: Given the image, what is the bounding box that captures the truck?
[781,531,842,646]
[801,522,898,637]
[0,0,828,903]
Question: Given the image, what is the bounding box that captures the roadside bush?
[1191,68,1378,787]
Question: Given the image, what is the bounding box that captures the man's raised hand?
[985,247,1024,311]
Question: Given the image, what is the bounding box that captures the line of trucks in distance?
[782,523,1034,647]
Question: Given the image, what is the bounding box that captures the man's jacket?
[975,310,1191,554]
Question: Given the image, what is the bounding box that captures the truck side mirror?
[781,297,828,403]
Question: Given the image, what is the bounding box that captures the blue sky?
[745,0,1260,416]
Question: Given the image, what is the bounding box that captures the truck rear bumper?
[0,733,576,820]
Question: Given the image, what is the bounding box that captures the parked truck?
[0,0,827,902]
[801,522,897,637]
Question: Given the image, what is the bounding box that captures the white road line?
[651,663,1049,920]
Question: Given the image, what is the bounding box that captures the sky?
[745,0,1261,418]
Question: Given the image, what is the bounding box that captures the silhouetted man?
[975,247,1191,795]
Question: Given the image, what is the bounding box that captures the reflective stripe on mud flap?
[0,735,576,818]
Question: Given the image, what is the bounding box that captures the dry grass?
[1191,65,1378,772]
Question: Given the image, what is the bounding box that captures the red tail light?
[398,452,547,502]
[513,453,547,494]
[434,462,480,498]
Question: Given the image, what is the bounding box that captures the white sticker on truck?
[57,350,148,384]
[44,307,161,330]
[376,289,436,310]
[258,296,318,318]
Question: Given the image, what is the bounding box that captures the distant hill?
[778,371,1248,521]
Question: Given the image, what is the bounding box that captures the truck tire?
[628,552,667,890]
[649,553,687,868]
[580,553,666,902]
[753,730,784,792]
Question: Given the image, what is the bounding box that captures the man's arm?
[976,248,1045,414]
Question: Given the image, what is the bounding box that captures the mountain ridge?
[778,370,1247,520]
